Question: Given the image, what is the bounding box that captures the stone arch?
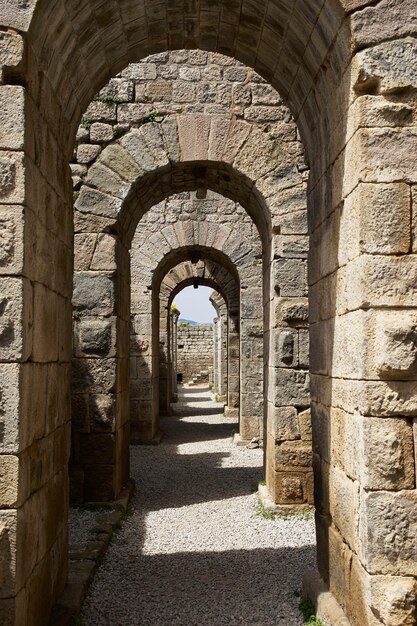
[2,2,417,623]
[161,265,239,412]
[147,245,259,440]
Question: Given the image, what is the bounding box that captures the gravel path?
[83,385,316,625]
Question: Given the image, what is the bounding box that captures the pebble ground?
[82,385,316,625]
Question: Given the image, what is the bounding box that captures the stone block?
[272,328,298,367]
[275,440,312,471]
[368,572,417,626]
[71,358,117,394]
[0,509,18,597]
[32,283,58,363]
[98,142,144,183]
[0,151,24,204]
[75,186,122,219]
[359,490,417,576]
[273,258,307,297]
[330,408,360,481]
[298,409,312,441]
[359,416,415,490]
[0,277,31,361]
[0,206,23,274]
[267,406,300,441]
[352,34,417,88]
[274,471,307,504]
[0,455,19,507]
[273,368,310,407]
[340,183,410,260]
[90,234,118,271]
[346,128,417,190]
[329,465,359,552]
[273,235,309,259]
[76,144,101,165]
[83,464,116,501]
[84,101,117,123]
[0,86,24,150]
[274,297,309,328]
[89,123,114,143]
[75,318,116,357]
[72,272,115,315]
[172,82,196,102]
[0,31,24,68]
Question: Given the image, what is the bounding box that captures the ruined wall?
[176,325,214,382]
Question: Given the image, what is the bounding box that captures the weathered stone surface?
[89,123,114,144]
[368,573,417,626]
[0,151,24,203]
[75,319,116,357]
[72,273,115,315]
[275,440,312,470]
[0,455,19,507]
[375,315,417,380]
[0,86,24,150]
[267,406,299,441]
[340,183,410,260]
[359,417,415,490]
[272,328,298,367]
[76,144,102,165]
[360,490,417,576]
[351,1,417,49]
[353,38,417,94]
[273,259,307,297]
[273,368,309,408]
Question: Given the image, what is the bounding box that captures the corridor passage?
[83,386,316,625]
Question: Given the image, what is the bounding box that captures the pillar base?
[303,569,351,626]
[258,484,314,514]
[224,406,239,418]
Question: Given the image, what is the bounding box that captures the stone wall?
[176,325,214,382]
[3,2,417,625]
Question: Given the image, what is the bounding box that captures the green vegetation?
[72,309,82,320]
[121,505,134,521]
[259,479,266,486]
[299,596,324,626]
[143,109,164,124]
[280,509,313,521]
[255,497,276,520]
[81,118,92,130]
[94,94,127,104]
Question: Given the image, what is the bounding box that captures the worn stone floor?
[82,385,316,625]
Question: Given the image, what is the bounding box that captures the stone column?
[0,41,72,622]
[219,304,228,402]
[72,234,130,502]
[213,317,219,393]
[225,311,239,419]
[159,304,169,415]
[265,232,312,508]
[171,308,180,402]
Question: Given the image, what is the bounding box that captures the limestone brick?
[359,490,417,576]
[0,86,25,150]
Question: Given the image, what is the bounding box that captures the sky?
[173,286,217,323]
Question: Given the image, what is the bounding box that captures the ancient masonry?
[1,1,417,625]
[176,324,213,383]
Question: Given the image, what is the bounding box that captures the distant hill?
[179,318,213,327]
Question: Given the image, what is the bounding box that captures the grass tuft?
[299,596,324,626]
[255,497,276,520]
